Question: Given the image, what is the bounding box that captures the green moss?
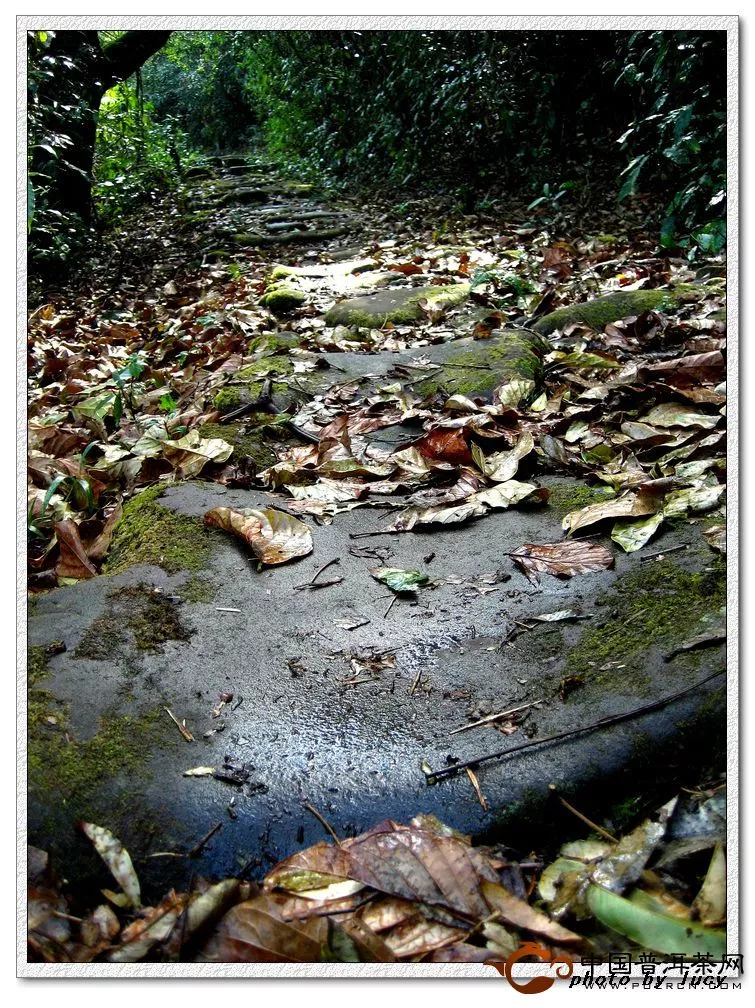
[417,331,543,399]
[213,386,242,411]
[237,356,295,380]
[260,286,308,314]
[532,285,719,336]
[545,481,616,518]
[104,485,211,576]
[247,331,302,354]
[324,284,470,328]
[565,560,726,687]
[268,265,296,281]
[181,575,216,603]
[74,584,193,658]
[199,421,277,471]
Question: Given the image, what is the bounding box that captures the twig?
[425,668,725,783]
[349,529,396,539]
[294,560,340,588]
[466,768,489,811]
[188,821,222,858]
[164,707,194,742]
[383,594,399,619]
[549,785,618,843]
[640,544,689,562]
[409,669,422,696]
[303,802,342,846]
[450,699,544,735]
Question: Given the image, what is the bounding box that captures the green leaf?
[369,567,430,594]
[587,884,725,958]
[611,513,664,553]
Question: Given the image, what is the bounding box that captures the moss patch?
[259,286,308,315]
[74,584,193,658]
[199,421,278,472]
[324,283,470,328]
[28,645,168,819]
[248,331,303,354]
[532,286,712,336]
[565,559,726,689]
[104,484,211,576]
[545,481,616,518]
[181,575,216,603]
[416,330,543,399]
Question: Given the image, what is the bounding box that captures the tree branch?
[101,30,172,88]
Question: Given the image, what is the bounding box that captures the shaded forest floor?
[27,152,729,965]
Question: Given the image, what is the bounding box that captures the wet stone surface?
[27,476,725,900]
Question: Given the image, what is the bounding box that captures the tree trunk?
[29,30,172,225]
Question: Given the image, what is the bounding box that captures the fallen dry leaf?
[204,507,313,565]
[510,541,615,585]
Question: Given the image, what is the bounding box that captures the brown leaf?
[204,507,313,565]
[269,821,499,918]
[199,893,329,962]
[639,351,724,388]
[510,541,614,585]
[481,879,585,946]
[412,427,474,466]
[55,521,97,579]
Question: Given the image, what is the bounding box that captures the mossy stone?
[532,286,713,336]
[324,283,471,328]
[199,421,278,472]
[247,332,303,354]
[260,286,308,315]
[415,329,544,399]
[104,485,212,576]
[565,559,726,689]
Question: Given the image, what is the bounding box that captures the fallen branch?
[424,669,725,783]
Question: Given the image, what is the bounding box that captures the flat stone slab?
[28,476,725,899]
[324,283,470,328]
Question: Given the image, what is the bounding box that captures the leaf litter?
[31,782,726,963]
[27,160,726,589]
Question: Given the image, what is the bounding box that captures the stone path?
[27,155,727,900]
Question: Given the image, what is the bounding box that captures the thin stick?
[188,821,222,858]
[640,544,688,562]
[349,529,396,539]
[294,557,341,590]
[164,707,194,742]
[450,699,545,735]
[303,802,342,846]
[383,594,398,619]
[466,768,489,811]
[425,668,725,783]
[550,787,618,843]
[409,669,422,696]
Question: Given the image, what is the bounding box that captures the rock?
[233,226,348,247]
[324,283,470,328]
[259,285,308,315]
[413,329,546,400]
[27,480,725,894]
[532,285,715,336]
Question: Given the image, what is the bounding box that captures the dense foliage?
[27,28,727,271]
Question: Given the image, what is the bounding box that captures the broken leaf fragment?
[510,541,614,584]
[80,822,141,909]
[611,512,663,553]
[204,507,313,565]
[370,567,430,594]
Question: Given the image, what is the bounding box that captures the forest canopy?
[27,28,727,272]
